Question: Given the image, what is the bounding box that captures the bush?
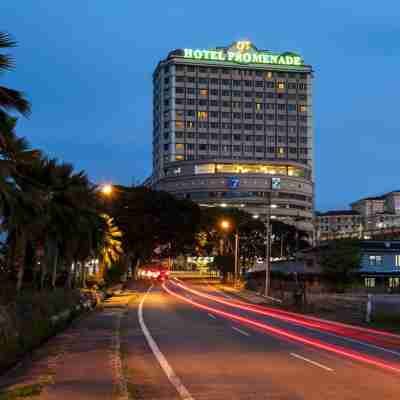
[0,289,96,373]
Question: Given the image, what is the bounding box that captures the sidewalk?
[0,291,136,400]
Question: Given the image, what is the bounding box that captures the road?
[123,279,400,400]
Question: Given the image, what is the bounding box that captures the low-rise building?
[359,241,400,291]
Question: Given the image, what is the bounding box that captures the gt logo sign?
[236,40,252,52]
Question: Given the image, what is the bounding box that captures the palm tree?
[0,32,30,124]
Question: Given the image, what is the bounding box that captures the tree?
[212,255,235,282]
[0,32,30,125]
[319,240,361,285]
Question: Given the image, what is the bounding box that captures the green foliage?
[319,240,361,284]
[212,255,235,279]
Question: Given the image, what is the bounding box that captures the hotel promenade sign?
[182,41,304,67]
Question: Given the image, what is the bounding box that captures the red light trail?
[170,280,400,350]
[163,282,400,375]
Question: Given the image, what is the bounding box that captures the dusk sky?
[2,1,399,211]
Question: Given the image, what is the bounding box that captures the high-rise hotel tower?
[151,40,314,229]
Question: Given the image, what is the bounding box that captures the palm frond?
[0,33,16,49]
[0,86,31,116]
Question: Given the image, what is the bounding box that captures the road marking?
[232,326,250,337]
[290,353,334,372]
[138,286,195,400]
[208,313,217,320]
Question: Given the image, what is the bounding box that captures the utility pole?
[234,230,239,286]
[265,192,271,297]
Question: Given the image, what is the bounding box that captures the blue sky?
[2,1,400,211]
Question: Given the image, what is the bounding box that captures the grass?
[0,383,43,399]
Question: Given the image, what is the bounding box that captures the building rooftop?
[316,210,360,217]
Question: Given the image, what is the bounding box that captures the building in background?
[151,40,314,231]
[317,191,400,240]
[316,210,362,240]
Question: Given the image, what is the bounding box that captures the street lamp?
[265,199,278,297]
[100,184,113,196]
[220,219,240,286]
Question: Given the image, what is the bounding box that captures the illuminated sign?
[183,40,304,66]
[271,177,281,190]
[227,176,240,189]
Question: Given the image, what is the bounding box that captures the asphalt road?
[122,279,400,400]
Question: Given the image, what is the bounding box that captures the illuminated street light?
[220,220,230,230]
[221,203,227,208]
[253,214,259,219]
[101,184,113,196]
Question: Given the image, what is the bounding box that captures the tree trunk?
[51,243,59,290]
[15,229,27,293]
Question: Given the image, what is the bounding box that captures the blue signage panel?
[227,176,240,189]
[272,177,281,190]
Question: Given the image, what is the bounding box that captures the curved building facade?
[151,41,314,230]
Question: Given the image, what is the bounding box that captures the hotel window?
[255,125,263,131]
[186,143,195,150]
[222,134,230,140]
[175,87,184,94]
[210,78,219,84]
[233,113,242,119]
[175,143,184,151]
[277,81,285,90]
[255,81,264,88]
[186,87,195,94]
[266,82,275,89]
[396,255,400,267]
[197,111,208,120]
[233,90,241,97]
[199,144,208,151]
[265,72,273,79]
[221,122,232,129]
[199,88,208,96]
[232,102,241,108]
[369,255,383,266]
[210,89,219,95]
[233,145,241,152]
[244,113,253,120]
[244,102,252,108]
[244,145,253,152]
[210,133,219,140]
[186,121,195,129]
[244,92,252,98]
[221,112,230,119]
[288,104,296,112]
[222,79,231,86]
[233,80,241,87]
[278,147,285,155]
[210,122,219,129]
[222,101,230,107]
[222,90,231,96]
[198,78,208,84]
[210,144,219,151]
[175,155,184,161]
[175,121,184,129]
[255,103,263,111]
[233,123,242,130]
[175,132,183,139]
[255,114,263,120]
[299,105,307,112]
[199,99,208,106]
[210,100,219,106]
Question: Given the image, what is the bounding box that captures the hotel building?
[151,41,314,230]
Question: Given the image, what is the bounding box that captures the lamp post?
[220,220,240,285]
[265,194,278,297]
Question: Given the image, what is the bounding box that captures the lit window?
[186,121,195,129]
[389,277,400,288]
[195,164,216,174]
[369,255,383,266]
[396,255,400,267]
[265,72,273,79]
[278,147,285,155]
[277,81,285,90]
[365,277,375,288]
[255,103,262,111]
[175,155,184,161]
[175,121,184,129]
[175,143,184,151]
[199,89,208,96]
[197,111,208,120]
[299,105,307,112]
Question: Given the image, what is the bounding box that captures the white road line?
[290,353,334,372]
[208,313,217,320]
[232,326,250,337]
[138,286,195,400]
